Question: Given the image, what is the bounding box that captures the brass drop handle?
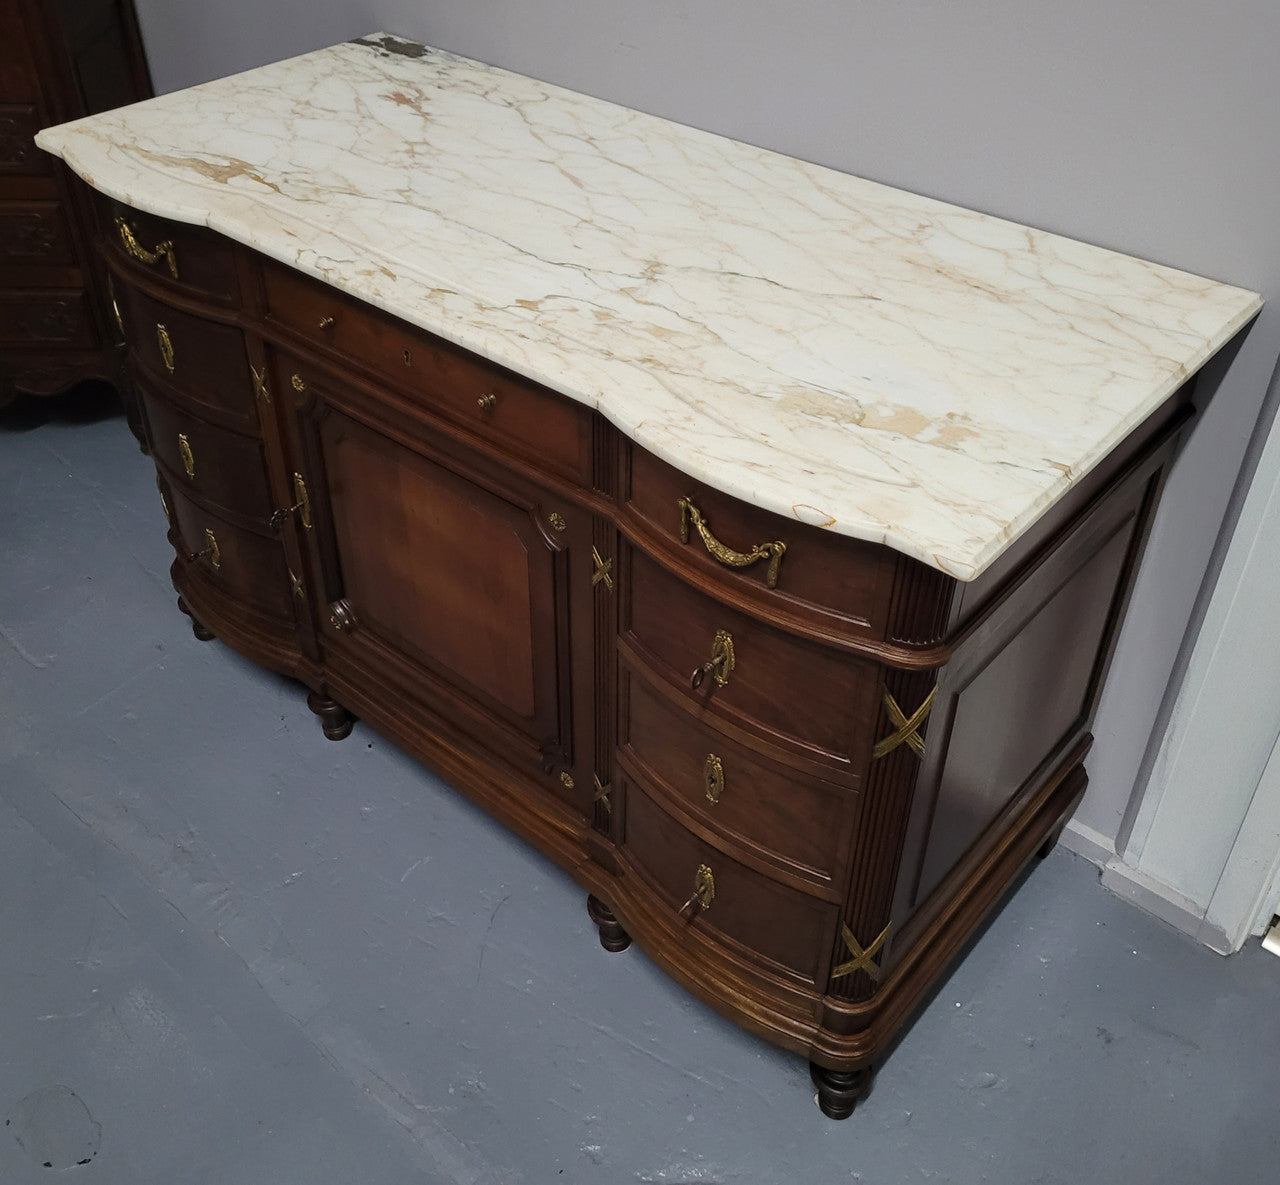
[477,392,496,413]
[156,323,175,374]
[182,527,221,570]
[704,753,724,804]
[318,315,335,330]
[177,432,195,480]
[690,629,736,690]
[270,473,312,532]
[678,864,716,919]
[678,497,786,589]
[115,217,178,278]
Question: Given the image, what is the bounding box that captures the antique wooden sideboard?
[0,0,150,413]
[37,35,1261,1117]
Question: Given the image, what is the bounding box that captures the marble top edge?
[35,34,1263,580]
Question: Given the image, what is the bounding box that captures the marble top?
[37,34,1261,579]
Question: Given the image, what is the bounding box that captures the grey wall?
[131,0,1280,854]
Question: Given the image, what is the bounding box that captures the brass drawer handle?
[678,497,786,589]
[690,629,735,690]
[318,315,335,330]
[108,274,125,338]
[477,392,496,413]
[704,753,724,804]
[156,473,172,526]
[115,217,178,278]
[177,432,195,480]
[156,323,175,374]
[270,473,312,532]
[183,527,221,570]
[679,864,716,919]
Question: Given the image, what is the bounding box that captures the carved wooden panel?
[0,291,91,345]
[0,203,73,262]
[0,105,44,173]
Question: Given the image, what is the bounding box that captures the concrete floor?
[2,389,1279,1185]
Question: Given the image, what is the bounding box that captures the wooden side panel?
[913,515,1137,903]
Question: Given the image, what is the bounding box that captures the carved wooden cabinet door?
[278,356,592,813]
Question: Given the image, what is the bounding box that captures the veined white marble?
[36,34,1261,579]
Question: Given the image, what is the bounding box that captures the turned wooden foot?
[587,894,632,953]
[809,1062,873,1120]
[306,691,355,740]
[177,596,215,641]
[1038,822,1066,860]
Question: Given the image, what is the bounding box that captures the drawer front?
[624,548,878,765]
[0,201,74,265]
[140,383,273,522]
[262,263,590,484]
[627,445,892,628]
[118,283,257,424]
[0,105,46,175]
[163,483,294,622]
[623,779,838,983]
[0,290,94,346]
[106,204,239,300]
[620,668,856,886]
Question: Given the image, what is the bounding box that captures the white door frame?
[1100,385,1280,953]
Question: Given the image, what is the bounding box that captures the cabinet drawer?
[627,445,892,628]
[118,282,257,425]
[0,201,74,265]
[623,779,838,983]
[106,203,239,300]
[623,547,878,766]
[262,263,590,484]
[620,668,856,887]
[0,290,93,345]
[140,383,273,522]
[163,483,294,622]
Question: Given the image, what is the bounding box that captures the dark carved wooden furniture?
[92,193,1199,1116]
[0,0,150,411]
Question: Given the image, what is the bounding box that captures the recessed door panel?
[324,417,539,719]
[288,377,580,785]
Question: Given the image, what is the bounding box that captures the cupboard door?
[286,363,587,804]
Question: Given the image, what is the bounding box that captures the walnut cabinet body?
[104,197,1187,1118]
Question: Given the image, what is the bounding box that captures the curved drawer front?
[106,203,240,301]
[117,282,257,425]
[623,547,877,766]
[622,779,838,984]
[140,382,272,522]
[163,483,294,622]
[262,263,590,485]
[620,666,857,887]
[626,444,894,631]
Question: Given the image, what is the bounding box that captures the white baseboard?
[1098,858,1215,946]
[1059,819,1116,867]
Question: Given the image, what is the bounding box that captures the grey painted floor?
[2,390,1279,1185]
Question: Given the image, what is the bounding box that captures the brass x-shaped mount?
[872,685,937,761]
